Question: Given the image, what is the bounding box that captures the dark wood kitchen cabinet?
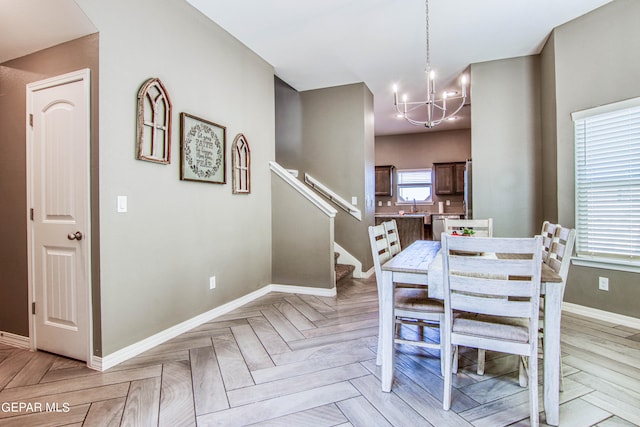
[434,162,465,195]
[375,165,395,196]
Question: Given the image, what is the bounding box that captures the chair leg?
[439,316,445,376]
[376,314,383,366]
[529,353,539,427]
[477,349,486,375]
[519,356,529,388]
[452,346,459,374]
[443,346,453,410]
[560,354,565,392]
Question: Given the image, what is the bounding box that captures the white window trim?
[571,96,640,272]
[396,168,433,205]
[572,256,640,274]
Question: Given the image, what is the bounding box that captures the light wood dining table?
[380,240,564,426]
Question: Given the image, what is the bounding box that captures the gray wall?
[271,174,334,287]
[275,82,375,271]
[76,0,275,355]
[470,55,542,238]
[540,32,558,224]
[300,83,375,271]
[375,130,471,215]
[275,77,303,171]
[0,34,100,343]
[546,0,640,318]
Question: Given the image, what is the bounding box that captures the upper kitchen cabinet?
[375,165,395,196]
[434,162,465,195]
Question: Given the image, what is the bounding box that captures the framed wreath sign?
[180,113,226,184]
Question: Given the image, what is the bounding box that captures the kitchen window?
[396,168,433,204]
[572,97,640,272]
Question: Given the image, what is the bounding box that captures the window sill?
[395,202,434,206]
[571,256,640,274]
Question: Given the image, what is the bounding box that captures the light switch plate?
[598,276,609,291]
[117,196,127,213]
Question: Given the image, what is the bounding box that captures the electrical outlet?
[598,276,609,291]
[209,276,216,290]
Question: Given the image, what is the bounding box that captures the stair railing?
[304,173,362,221]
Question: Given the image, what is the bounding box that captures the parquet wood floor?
[1,276,639,426]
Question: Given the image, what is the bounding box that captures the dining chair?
[443,218,493,238]
[368,224,444,370]
[540,220,558,263]
[542,224,576,391]
[383,219,402,257]
[442,217,493,375]
[441,234,542,426]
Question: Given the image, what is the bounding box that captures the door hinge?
[32,302,36,315]
[30,208,34,221]
[29,114,34,127]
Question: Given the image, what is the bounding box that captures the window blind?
[397,169,432,185]
[573,99,640,261]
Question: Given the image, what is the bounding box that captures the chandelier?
[393,0,467,128]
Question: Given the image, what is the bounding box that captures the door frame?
[26,68,94,367]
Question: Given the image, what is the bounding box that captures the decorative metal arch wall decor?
[136,78,172,164]
[180,113,226,184]
[232,133,251,194]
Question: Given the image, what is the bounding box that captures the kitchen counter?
[374,215,426,247]
[375,213,429,224]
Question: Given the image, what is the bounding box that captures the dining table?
[379,239,564,426]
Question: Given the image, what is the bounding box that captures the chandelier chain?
[425,0,430,73]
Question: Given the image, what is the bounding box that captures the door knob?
[67,231,83,241]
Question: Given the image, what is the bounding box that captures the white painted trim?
[0,331,31,349]
[26,69,93,366]
[270,161,337,217]
[571,256,640,274]
[362,266,375,279]
[99,284,335,371]
[88,355,102,371]
[563,302,640,330]
[269,284,337,297]
[334,242,363,278]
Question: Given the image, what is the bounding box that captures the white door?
[27,69,91,362]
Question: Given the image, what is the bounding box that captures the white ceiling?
[186,0,613,135]
[0,0,96,64]
[1,0,613,135]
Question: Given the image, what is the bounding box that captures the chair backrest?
[442,235,542,327]
[368,224,392,287]
[443,218,493,238]
[546,225,576,283]
[540,221,558,263]
[383,220,402,256]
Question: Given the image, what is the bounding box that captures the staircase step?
[335,263,355,283]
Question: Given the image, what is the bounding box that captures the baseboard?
[563,302,640,330]
[269,283,337,297]
[88,355,102,371]
[99,283,335,371]
[361,266,375,279]
[0,331,30,349]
